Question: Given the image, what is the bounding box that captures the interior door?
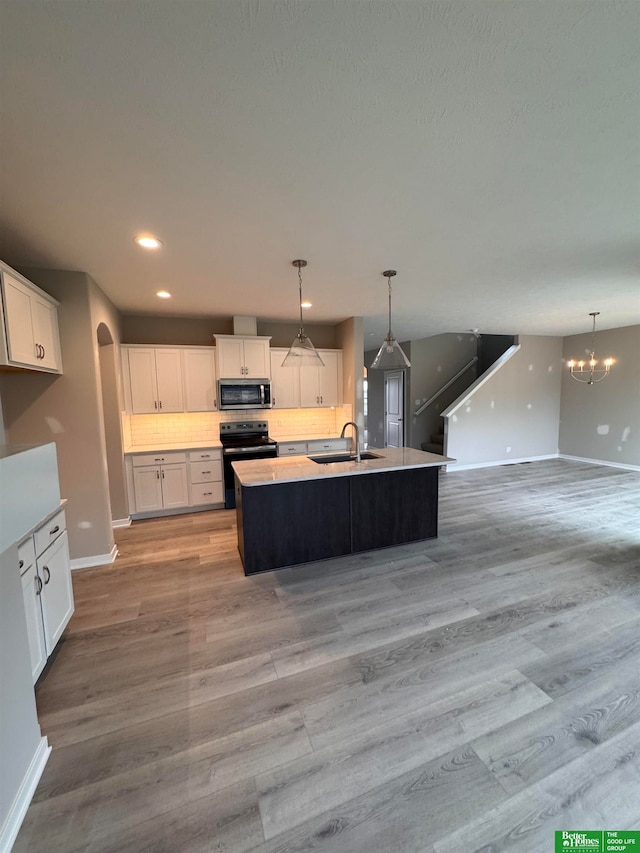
[384,370,404,448]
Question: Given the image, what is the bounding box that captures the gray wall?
[121,313,338,350]
[364,349,386,448]
[445,335,563,467]
[336,317,364,428]
[0,270,122,562]
[408,333,478,449]
[559,324,640,466]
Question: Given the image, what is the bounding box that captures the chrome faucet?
[340,421,361,462]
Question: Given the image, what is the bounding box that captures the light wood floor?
[14,459,640,852]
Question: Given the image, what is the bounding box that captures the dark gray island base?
[233,448,452,575]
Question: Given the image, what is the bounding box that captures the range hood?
[232,316,257,335]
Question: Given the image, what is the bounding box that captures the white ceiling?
[0,1,638,343]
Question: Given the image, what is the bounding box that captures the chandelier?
[370,270,411,369]
[567,312,614,384]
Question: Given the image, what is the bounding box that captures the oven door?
[218,381,272,410]
[222,446,278,508]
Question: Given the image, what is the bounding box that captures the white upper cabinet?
[183,348,217,411]
[300,350,342,408]
[215,335,271,379]
[270,349,300,409]
[126,347,184,414]
[0,265,62,373]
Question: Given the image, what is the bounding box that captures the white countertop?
[273,434,344,443]
[233,447,454,486]
[124,441,222,454]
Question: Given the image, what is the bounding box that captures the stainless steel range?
[219,420,278,508]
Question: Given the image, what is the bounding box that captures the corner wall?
[445,335,562,468]
[559,324,640,467]
[336,317,364,428]
[0,270,122,564]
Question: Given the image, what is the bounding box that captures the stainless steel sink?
[307,451,382,464]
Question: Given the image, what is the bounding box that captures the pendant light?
[370,269,411,369]
[282,260,325,367]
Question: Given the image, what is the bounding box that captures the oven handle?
[223,446,277,455]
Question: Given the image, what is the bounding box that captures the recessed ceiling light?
[135,234,163,249]
[156,290,171,299]
[301,301,312,309]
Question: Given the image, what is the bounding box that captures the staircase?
[421,422,444,455]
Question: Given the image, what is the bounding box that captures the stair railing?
[413,357,478,417]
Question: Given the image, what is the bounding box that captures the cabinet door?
[184,349,217,411]
[21,563,47,683]
[270,350,300,408]
[31,295,61,371]
[128,348,159,413]
[38,531,74,654]
[3,272,37,367]
[243,339,270,378]
[318,350,341,407]
[155,349,184,412]
[133,465,164,511]
[217,338,245,378]
[299,365,321,407]
[161,463,189,508]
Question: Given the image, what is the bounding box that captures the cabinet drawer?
[131,452,187,467]
[188,449,221,463]
[34,509,66,557]
[191,481,224,505]
[306,438,348,453]
[190,461,222,484]
[278,442,308,456]
[18,537,36,575]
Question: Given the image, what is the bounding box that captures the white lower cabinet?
[19,511,74,683]
[129,449,223,515]
[21,564,47,682]
[133,457,189,512]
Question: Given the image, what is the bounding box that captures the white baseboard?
[558,454,640,472]
[0,736,50,853]
[70,543,118,571]
[111,516,131,529]
[446,453,559,472]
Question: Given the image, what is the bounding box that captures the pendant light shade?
[370,270,411,369]
[282,260,324,367]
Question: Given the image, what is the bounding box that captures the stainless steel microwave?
[218,380,272,410]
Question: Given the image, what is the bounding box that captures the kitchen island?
[233,447,453,574]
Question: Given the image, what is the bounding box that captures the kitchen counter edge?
[233,447,454,486]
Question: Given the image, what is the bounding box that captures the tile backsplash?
[125,405,353,448]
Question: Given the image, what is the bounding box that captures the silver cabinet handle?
[43,566,51,584]
[156,471,160,479]
[36,576,43,595]
[159,401,163,409]
[50,525,60,535]
[154,400,158,409]
[162,470,165,478]
[42,345,45,359]
[202,470,211,474]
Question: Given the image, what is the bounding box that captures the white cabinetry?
[183,348,217,411]
[126,347,184,414]
[278,438,348,457]
[215,335,271,378]
[271,348,342,409]
[270,349,300,409]
[0,264,62,373]
[19,508,74,683]
[189,449,223,505]
[132,453,189,512]
[300,350,342,407]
